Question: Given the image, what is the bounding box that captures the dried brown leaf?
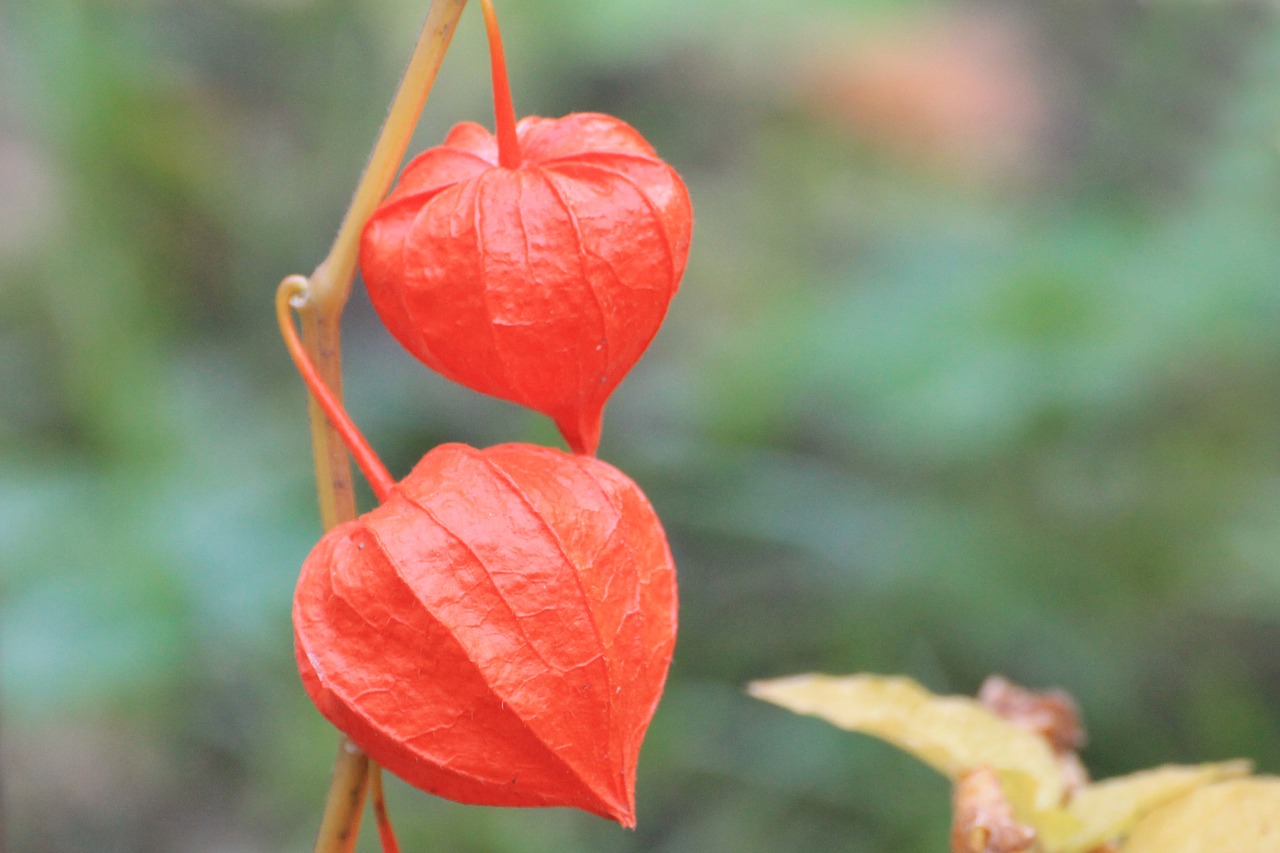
[979,676,1086,756]
[952,766,1041,853]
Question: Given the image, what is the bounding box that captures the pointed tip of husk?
[596,789,637,829]
[569,757,636,828]
[556,406,604,456]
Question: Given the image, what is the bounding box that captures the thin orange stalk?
[278,277,396,503]
[370,765,402,853]
[480,0,521,169]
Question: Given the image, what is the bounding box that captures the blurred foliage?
[3,0,1280,850]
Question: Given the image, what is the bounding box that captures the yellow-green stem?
[290,1,469,851]
[299,305,358,532]
[309,0,470,315]
[313,738,372,853]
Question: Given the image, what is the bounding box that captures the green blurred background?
[4,0,1280,849]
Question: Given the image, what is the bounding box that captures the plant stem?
[284,1,468,851]
[309,0,470,316]
[312,738,372,853]
[370,764,402,853]
[298,304,359,531]
[480,0,521,169]
[279,277,396,504]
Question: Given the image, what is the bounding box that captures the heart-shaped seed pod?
[293,442,678,827]
[359,1,692,455]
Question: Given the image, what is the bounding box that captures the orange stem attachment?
[278,276,397,504]
[481,0,520,169]
[370,765,402,853]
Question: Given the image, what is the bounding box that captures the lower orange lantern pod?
[276,281,677,827]
[293,442,678,826]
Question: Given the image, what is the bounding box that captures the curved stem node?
[277,277,397,504]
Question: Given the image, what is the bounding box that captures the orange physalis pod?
[277,280,678,826]
[359,0,693,456]
[294,441,678,826]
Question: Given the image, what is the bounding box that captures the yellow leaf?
[1118,778,1280,852]
[1041,761,1252,853]
[748,673,1067,812]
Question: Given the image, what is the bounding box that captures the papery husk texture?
[359,114,693,456]
[294,442,678,826]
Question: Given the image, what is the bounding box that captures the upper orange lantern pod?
[359,0,693,456]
